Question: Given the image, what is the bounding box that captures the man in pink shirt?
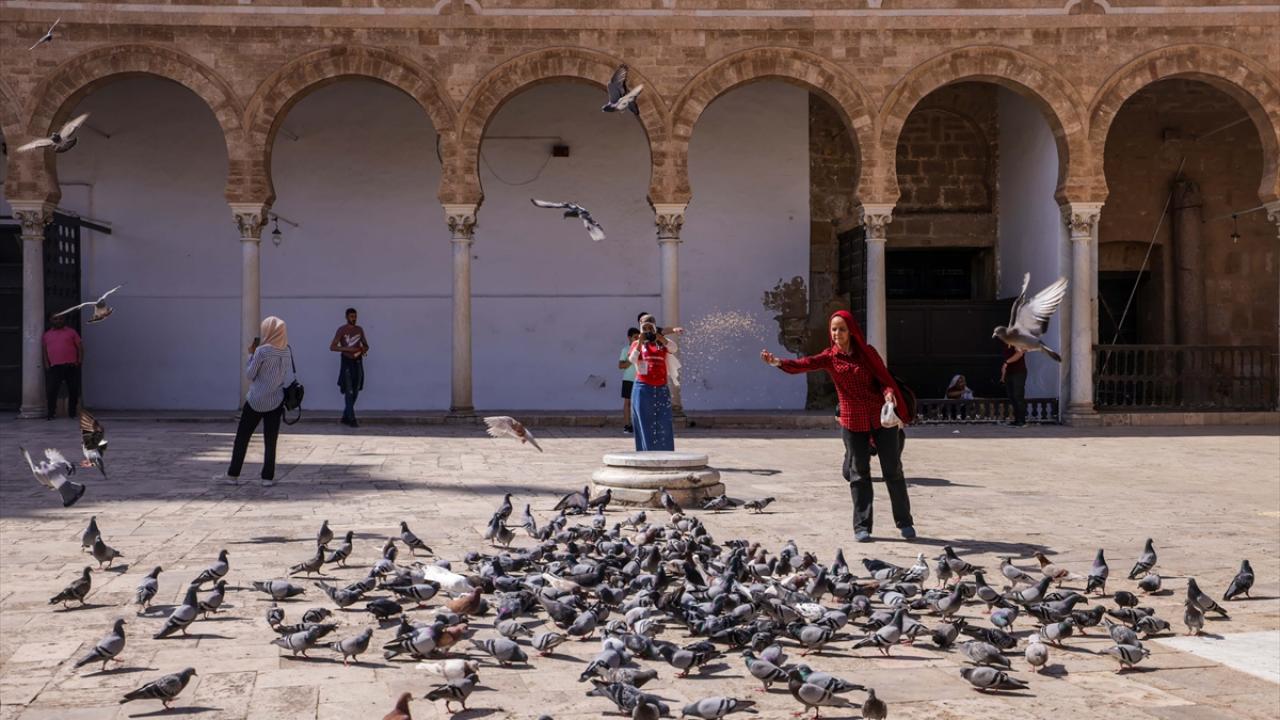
[43,312,83,420]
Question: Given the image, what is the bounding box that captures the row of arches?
[5,42,1279,210]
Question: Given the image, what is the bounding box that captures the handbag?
[282,346,304,425]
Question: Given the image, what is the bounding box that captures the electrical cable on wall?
[479,149,554,187]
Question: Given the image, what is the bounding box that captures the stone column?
[12,202,54,419]
[230,203,268,401]
[1171,179,1206,344]
[860,203,894,359]
[444,204,478,414]
[1064,203,1103,420]
[1267,201,1280,410]
[653,203,687,414]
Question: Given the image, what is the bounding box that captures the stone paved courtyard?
[1,418,1278,719]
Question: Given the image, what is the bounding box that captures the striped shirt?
[245,345,295,412]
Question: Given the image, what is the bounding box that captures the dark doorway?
[887,248,987,300]
[1098,271,1148,345]
[836,226,867,331]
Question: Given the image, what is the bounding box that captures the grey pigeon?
[266,603,285,628]
[1127,538,1157,579]
[742,650,787,690]
[91,536,124,569]
[289,545,326,576]
[20,446,87,507]
[135,566,162,613]
[1102,643,1150,672]
[366,597,403,620]
[17,113,89,154]
[1224,560,1254,601]
[659,487,683,515]
[424,673,477,714]
[469,637,527,666]
[1186,578,1228,618]
[325,531,353,566]
[532,630,567,655]
[960,666,1028,691]
[1135,614,1171,638]
[192,549,230,586]
[1104,619,1142,647]
[252,579,305,600]
[50,567,93,607]
[154,584,199,638]
[198,580,227,617]
[120,667,196,709]
[55,284,123,324]
[81,516,101,552]
[316,520,333,547]
[27,17,59,50]
[633,702,662,720]
[399,521,434,555]
[272,625,323,657]
[554,486,590,514]
[602,64,643,115]
[1038,618,1075,646]
[999,557,1037,587]
[701,494,733,513]
[785,669,854,716]
[991,272,1068,361]
[658,644,716,677]
[530,199,606,242]
[1183,601,1205,636]
[496,618,534,640]
[862,688,888,719]
[521,504,538,537]
[74,618,127,671]
[389,582,441,607]
[794,664,864,693]
[1138,573,1162,593]
[79,409,108,477]
[743,497,775,513]
[315,580,363,608]
[681,697,755,719]
[961,640,1010,669]
[1085,548,1109,595]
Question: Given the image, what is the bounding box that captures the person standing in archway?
[629,319,675,451]
[761,310,917,542]
[330,307,369,427]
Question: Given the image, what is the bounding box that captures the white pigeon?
[28,18,59,50]
[484,416,544,452]
[17,112,89,153]
[20,446,86,507]
[601,64,644,115]
[530,199,606,242]
[55,284,123,324]
[416,658,481,681]
[992,273,1068,361]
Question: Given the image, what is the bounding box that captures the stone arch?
[667,46,877,206]
[1088,44,1280,204]
[451,47,671,205]
[877,45,1090,204]
[244,45,457,206]
[25,44,248,205]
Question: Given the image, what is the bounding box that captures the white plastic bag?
[880,397,903,429]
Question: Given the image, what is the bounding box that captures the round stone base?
[591,451,724,507]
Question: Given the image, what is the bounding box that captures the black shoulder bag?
[282,346,305,425]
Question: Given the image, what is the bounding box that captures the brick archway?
[245,45,457,206]
[666,47,877,206]
[25,44,248,205]
[1088,44,1280,204]
[877,45,1089,204]
[450,47,671,205]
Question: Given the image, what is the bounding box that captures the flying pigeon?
[530,199,606,243]
[18,113,89,154]
[602,64,643,115]
[54,284,123,324]
[28,17,59,50]
[1223,559,1254,601]
[73,618,127,671]
[78,409,108,477]
[20,446,86,507]
[992,272,1068,361]
[120,668,196,709]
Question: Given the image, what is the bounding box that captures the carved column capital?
[444,203,478,242]
[10,201,55,239]
[1062,202,1104,240]
[652,203,686,242]
[859,203,895,242]
[229,203,269,242]
[1265,201,1280,241]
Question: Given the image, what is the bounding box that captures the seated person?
[945,374,974,400]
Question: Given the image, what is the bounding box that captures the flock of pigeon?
[36,456,1259,719]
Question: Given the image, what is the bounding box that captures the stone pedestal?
[591,451,723,507]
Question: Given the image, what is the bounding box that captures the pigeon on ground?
[1128,539,1157,579]
[1138,573,1162,593]
[192,549,229,587]
[1085,549,1109,595]
[1183,601,1204,636]
[862,688,887,719]
[73,618,127,671]
[602,64,643,115]
[793,665,864,694]
[701,494,733,513]
[554,486,590,514]
[681,697,755,719]
[20,446,86,507]
[785,668,855,717]
[999,557,1037,588]
[1025,638,1049,673]
[942,546,981,579]
[79,410,108,477]
[961,640,1010,669]
[1033,551,1079,586]
[743,497,775,513]
[198,580,227,617]
[80,516,101,552]
[659,487,683,516]
[326,531,354,566]
[470,637,527,666]
[252,579,305,601]
[90,536,124,569]
[587,488,613,512]
[1186,578,1228,618]
[273,625,323,657]
[54,284,123,324]
[424,673,477,713]
[154,584,200,638]
[18,113,89,154]
[135,566,162,613]
[520,504,538,537]
[399,521,434,556]
[366,597,404,620]
[742,650,787,690]
[484,415,545,450]
[315,580,363,608]
[266,604,285,628]
[417,659,481,681]
[533,630,567,655]
[1102,643,1150,672]
[992,273,1068,361]
[289,545,327,576]
[28,17,59,50]
[1113,590,1139,608]
[50,567,93,607]
[383,691,413,720]
[1224,560,1254,601]
[316,520,333,547]
[120,668,196,709]
[960,666,1028,692]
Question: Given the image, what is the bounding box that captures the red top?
[43,327,82,366]
[780,346,888,432]
[632,341,668,387]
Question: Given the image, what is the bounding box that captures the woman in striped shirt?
[761,310,916,543]
[217,316,295,487]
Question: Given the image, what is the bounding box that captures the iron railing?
[914,397,1059,424]
[1094,345,1278,411]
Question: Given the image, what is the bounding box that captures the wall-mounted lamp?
[1229,214,1240,244]
[267,212,301,247]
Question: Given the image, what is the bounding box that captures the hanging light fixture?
[1229,214,1240,244]
[271,218,283,247]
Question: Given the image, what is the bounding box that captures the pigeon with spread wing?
[20,446,87,507]
[55,284,123,324]
[484,416,544,452]
[17,112,88,154]
[601,65,643,115]
[79,409,108,477]
[992,273,1068,362]
[530,199,606,242]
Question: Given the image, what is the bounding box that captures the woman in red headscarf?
[761,310,916,542]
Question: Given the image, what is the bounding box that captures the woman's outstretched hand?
[760,350,779,366]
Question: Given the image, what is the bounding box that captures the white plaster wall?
[997,88,1067,400]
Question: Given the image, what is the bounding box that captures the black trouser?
[842,426,914,533]
[46,363,80,418]
[1006,370,1027,425]
[227,402,283,479]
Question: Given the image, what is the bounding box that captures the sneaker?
[900,526,917,540]
[855,530,872,543]
[259,478,277,487]
[623,425,634,434]
[214,474,241,486]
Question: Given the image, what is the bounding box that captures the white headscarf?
[260,316,288,349]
